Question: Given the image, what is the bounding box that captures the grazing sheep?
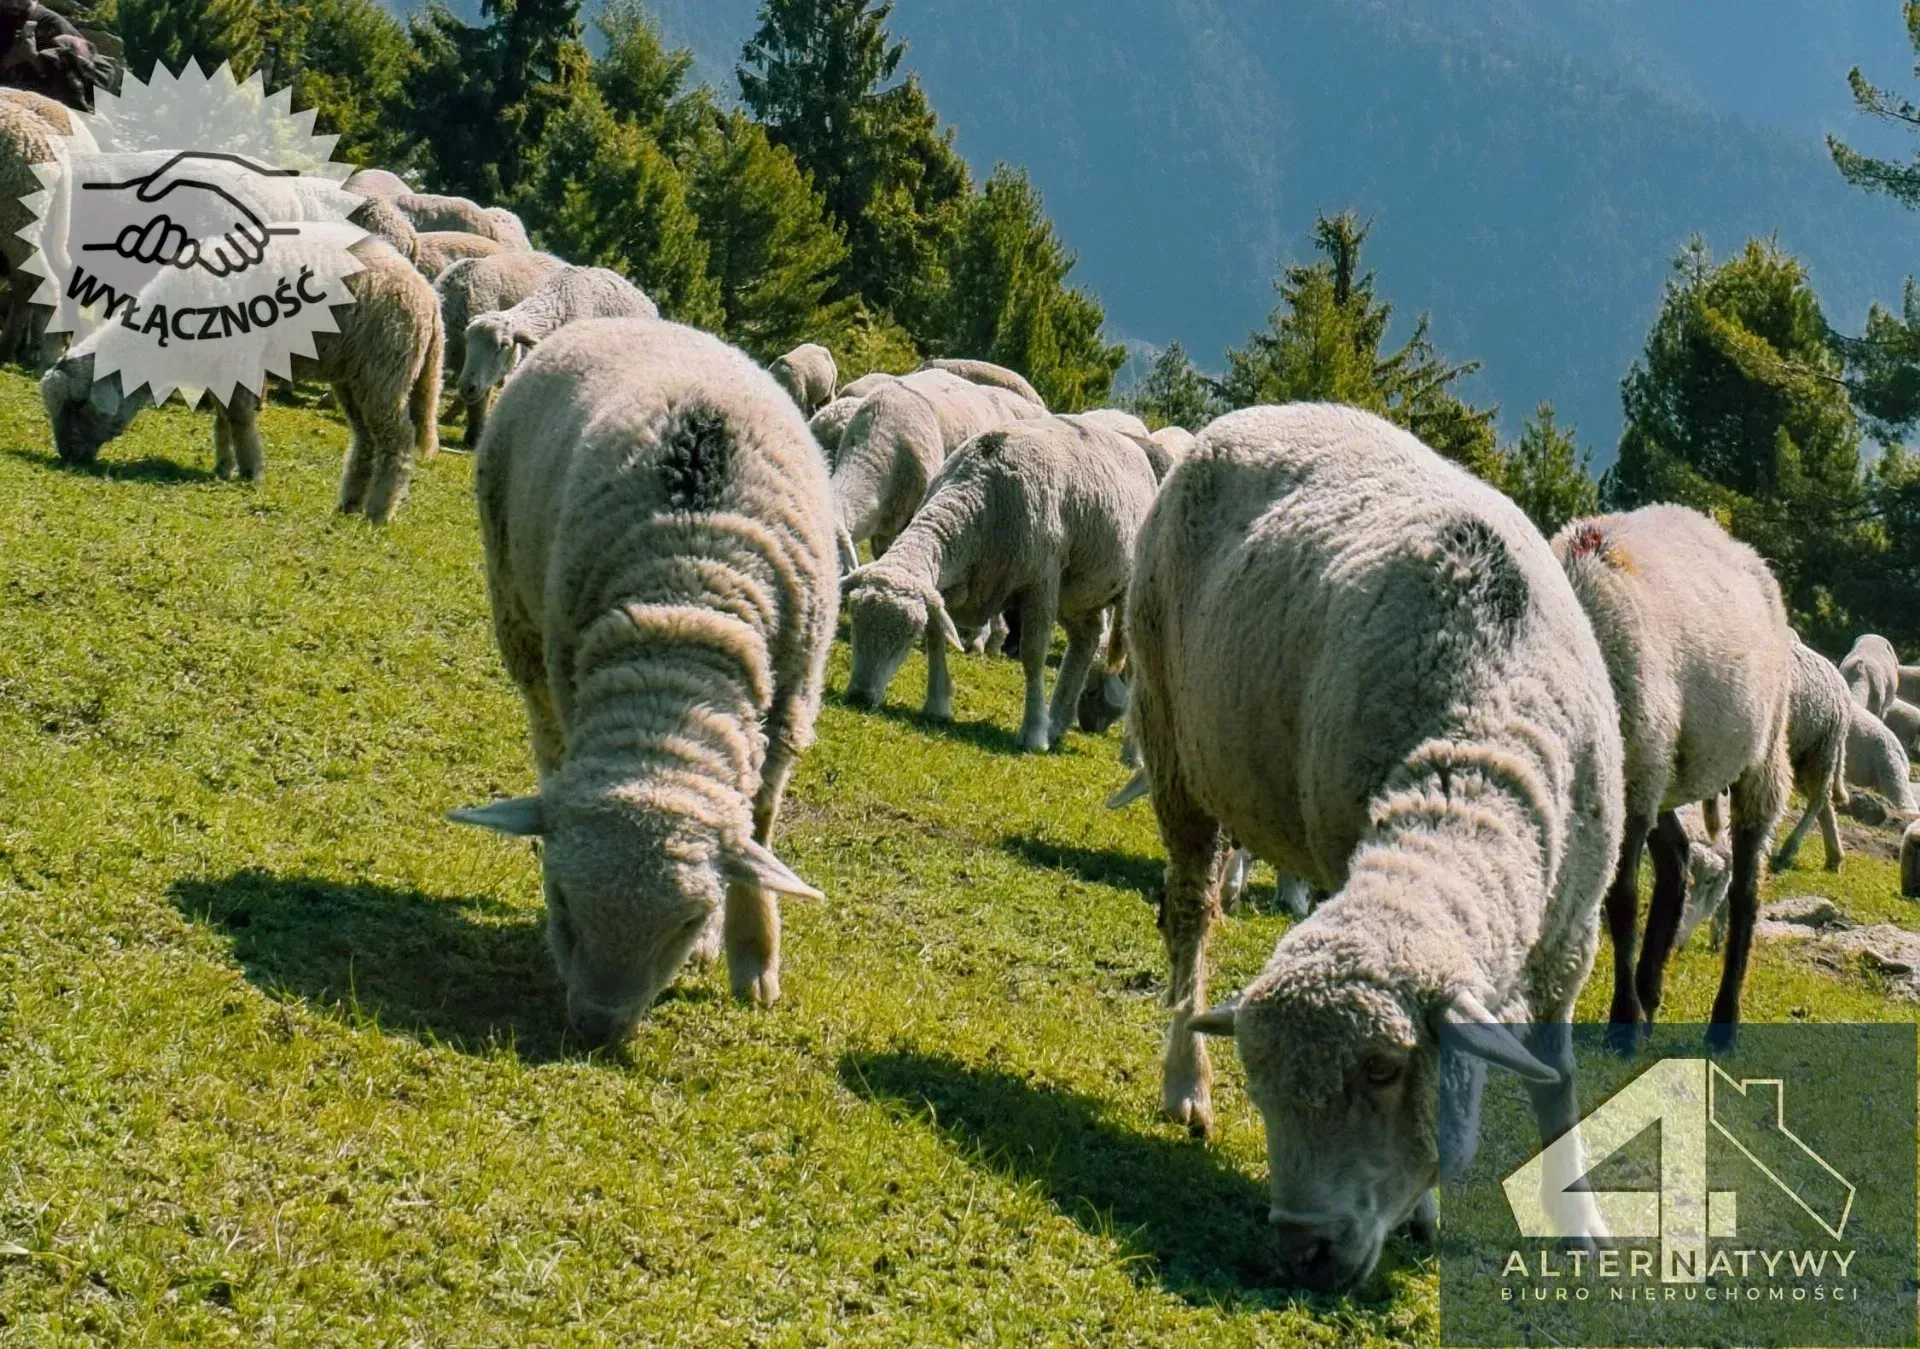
[451,317,836,1042]
[393,192,527,247]
[769,343,837,416]
[914,358,1045,407]
[344,167,410,198]
[1840,634,1900,716]
[829,370,1047,570]
[1846,700,1916,811]
[1904,821,1920,898]
[436,251,565,446]
[1063,408,1151,438]
[1129,404,1623,1293]
[1772,640,1850,872]
[842,417,1159,751]
[837,371,899,401]
[1671,800,1734,953]
[1149,424,1199,463]
[807,395,862,468]
[42,237,442,523]
[350,195,417,262]
[1883,699,1920,755]
[1553,505,1792,1053]
[457,267,659,413]
[411,230,503,281]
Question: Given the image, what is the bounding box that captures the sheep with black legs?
[1125,403,1624,1292]
[451,317,837,1043]
[842,416,1158,751]
[769,343,837,416]
[1551,504,1792,1054]
[42,236,442,523]
[1771,639,1850,872]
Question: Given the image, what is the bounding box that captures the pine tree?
[1124,341,1221,431]
[1828,1,1920,205]
[1221,212,1500,478]
[593,0,703,151]
[110,0,263,80]
[1498,403,1598,536]
[259,0,412,167]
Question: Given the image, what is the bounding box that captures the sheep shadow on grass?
[167,868,677,1063]
[997,834,1161,902]
[839,1050,1319,1310]
[5,446,217,485]
[836,694,1032,757]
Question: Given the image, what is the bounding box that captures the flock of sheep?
[12,121,1920,1298]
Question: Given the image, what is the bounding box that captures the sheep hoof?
[730,963,781,1007]
[1603,1019,1643,1058]
[1161,1090,1213,1138]
[1019,731,1050,753]
[1704,1022,1738,1056]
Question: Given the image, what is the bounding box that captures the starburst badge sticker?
[20,61,367,408]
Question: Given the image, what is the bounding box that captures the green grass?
[0,372,1913,1343]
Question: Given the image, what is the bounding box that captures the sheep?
[1127,403,1624,1293]
[828,369,1047,570]
[0,101,60,365]
[350,195,418,262]
[1846,700,1915,811]
[837,372,899,401]
[1552,504,1792,1054]
[1671,800,1734,953]
[435,250,564,446]
[1904,821,1920,898]
[1063,408,1151,438]
[1771,639,1850,872]
[457,267,659,414]
[914,358,1045,407]
[0,88,95,150]
[450,316,836,1042]
[1901,665,1920,705]
[769,343,837,416]
[344,167,410,198]
[1883,699,1920,755]
[1149,425,1199,463]
[1840,634,1900,716]
[42,237,442,523]
[842,416,1159,751]
[411,230,503,281]
[393,192,527,247]
[807,395,862,468]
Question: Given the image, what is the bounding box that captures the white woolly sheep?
[350,195,417,262]
[842,416,1160,751]
[1063,408,1151,439]
[1840,634,1900,716]
[0,88,95,150]
[393,192,527,247]
[411,230,503,281]
[1127,404,1624,1292]
[451,317,837,1043]
[1883,698,1920,755]
[457,266,659,411]
[828,369,1047,570]
[837,371,899,401]
[43,237,442,523]
[769,343,837,416]
[1846,699,1916,812]
[1149,424,1199,463]
[914,358,1045,407]
[807,395,862,468]
[1553,505,1792,1053]
[483,208,532,250]
[1671,799,1734,953]
[344,167,410,198]
[1772,639,1850,872]
[436,250,564,446]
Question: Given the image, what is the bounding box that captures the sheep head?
[40,354,148,465]
[458,314,527,404]
[1193,969,1554,1293]
[449,785,821,1046]
[842,565,961,709]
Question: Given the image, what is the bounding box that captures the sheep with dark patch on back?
[842,416,1158,751]
[435,250,565,445]
[1552,504,1792,1055]
[1840,634,1900,716]
[1772,639,1850,872]
[769,343,837,416]
[458,267,658,412]
[915,358,1044,407]
[1128,404,1624,1293]
[451,317,837,1042]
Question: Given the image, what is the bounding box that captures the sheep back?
[915,358,1045,407]
[1842,635,1902,716]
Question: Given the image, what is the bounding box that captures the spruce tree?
[1498,403,1598,536]
[1124,341,1221,431]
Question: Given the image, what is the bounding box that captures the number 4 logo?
[1503,1058,1855,1283]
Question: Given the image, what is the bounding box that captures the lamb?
[393,192,528,248]
[1840,634,1900,716]
[1846,700,1916,811]
[807,395,863,468]
[1127,404,1624,1293]
[1552,504,1792,1053]
[1882,699,1920,755]
[769,343,837,416]
[842,416,1159,752]
[436,250,564,446]
[451,317,836,1042]
[344,167,411,198]
[411,230,503,281]
[43,236,442,523]
[457,267,659,413]
[1771,639,1850,872]
[914,358,1045,407]
[828,369,1047,570]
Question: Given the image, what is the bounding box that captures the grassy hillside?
[0,379,1914,1341]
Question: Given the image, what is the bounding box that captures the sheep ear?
[1189,994,1242,1036]
[511,328,537,352]
[448,796,546,837]
[1106,769,1150,810]
[1438,992,1558,1084]
[925,588,964,651]
[725,838,825,900]
[89,375,120,417]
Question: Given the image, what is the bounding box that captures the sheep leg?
[725,754,794,1006]
[981,613,1007,658]
[1633,810,1690,1026]
[0,286,27,365]
[335,383,374,515]
[463,393,488,450]
[357,400,417,525]
[1157,785,1225,1137]
[1046,612,1104,750]
[924,618,955,722]
[1016,583,1060,752]
[1818,797,1844,871]
[212,412,237,480]
[228,390,266,483]
[1521,1020,1608,1245]
[1708,760,1785,1053]
[1603,815,1654,1054]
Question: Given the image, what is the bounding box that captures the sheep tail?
[412,306,444,462]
